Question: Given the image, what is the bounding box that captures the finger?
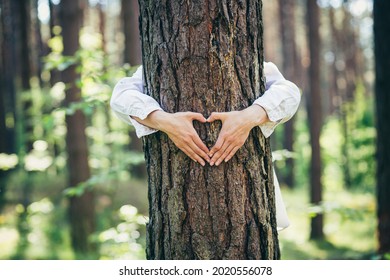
[210,142,229,166]
[187,146,206,166]
[207,112,224,123]
[180,146,197,162]
[191,133,210,157]
[181,146,205,166]
[224,146,240,162]
[215,144,236,166]
[188,112,207,123]
[188,140,209,165]
[209,136,225,158]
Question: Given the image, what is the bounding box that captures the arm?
[110,66,210,165]
[255,62,302,137]
[110,66,163,138]
[208,62,301,166]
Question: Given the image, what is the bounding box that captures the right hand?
[147,111,210,166]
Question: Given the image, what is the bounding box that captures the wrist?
[148,110,171,131]
[242,105,269,128]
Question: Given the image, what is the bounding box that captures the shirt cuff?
[253,99,282,138]
[128,107,163,138]
[259,121,279,138]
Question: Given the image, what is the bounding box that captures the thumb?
[207,112,225,122]
[187,112,207,123]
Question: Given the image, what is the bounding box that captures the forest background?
[0,0,385,260]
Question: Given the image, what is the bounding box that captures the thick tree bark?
[139,0,279,260]
[60,0,96,257]
[278,0,298,189]
[306,0,323,239]
[374,0,390,256]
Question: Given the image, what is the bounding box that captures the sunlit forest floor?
[0,176,376,260]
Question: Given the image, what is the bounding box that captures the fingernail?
[210,161,214,166]
[216,161,220,166]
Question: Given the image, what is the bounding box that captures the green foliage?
[347,84,376,190]
[321,81,376,191]
[0,154,19,171]
[279,187,376,260]
[92,205,147,260]
[0,27,146,260]
[63,151,144,197]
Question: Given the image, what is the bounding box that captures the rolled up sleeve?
[110,66,163,138]
[253,62,301,138]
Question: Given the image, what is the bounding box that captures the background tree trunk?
[0,0,18,213]
[306,0,324,239]
[17,0,32,91]
[374,0,390,256]
[122,0,142,66]
[121,0,146,179]
[0,0,9,213]
[278,0,299,189]
[48,0,60,86]
[139,0,279,260]
[60,0,96,257]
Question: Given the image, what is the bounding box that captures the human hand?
[149,111,210,166]
[207,105,269,166]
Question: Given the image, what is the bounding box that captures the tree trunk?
[306,0,323,240]
[139,0,279,260]
[31,0,44,87]
[122,0,142,66]
[17,0,31,90]
[0,0,18,213]
[328,7,352,189]
[0,0,7,213]
[60,0,96,257]
[48,0,61,85]
[98,2,107,54]
[328,7,338,115]
[121,0,147,178]
[278,0,298,189]
[374,0,390,256]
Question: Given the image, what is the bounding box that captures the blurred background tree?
[0,0,387,260]
[374,0,390,258]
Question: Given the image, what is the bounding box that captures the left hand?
[207,105,269,166]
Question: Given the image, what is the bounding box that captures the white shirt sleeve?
[110,66,163,138]
[254,62,301,138]
[110,62,301,138]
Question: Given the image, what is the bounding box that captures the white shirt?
[110,62,301,230]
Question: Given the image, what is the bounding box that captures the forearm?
[240,104,270,128]
[131,110,168,131]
